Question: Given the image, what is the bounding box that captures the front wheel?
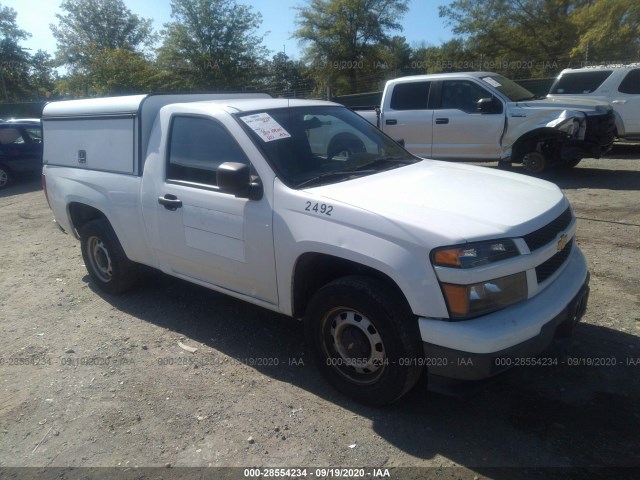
[562,158,582,169]
[80,219,139,294]
[305,276,423,405]
[522,151,547,173]
[0,165,10,189]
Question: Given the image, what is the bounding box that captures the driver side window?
[440,81,491,113]
[167,116,249,186]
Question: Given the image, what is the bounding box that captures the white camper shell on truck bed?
[42,93,271,175]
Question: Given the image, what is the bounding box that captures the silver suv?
[548,65,640,141]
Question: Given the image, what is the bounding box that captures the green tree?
[294,0,409,96]
[55,47,161,97]
[410,38,475,74]
[157,0,268,91]
[439,0,581,77]
[0,2,31,102]
[375,35,413,77]
[261,52,314,97]
[51,0,155,72]
[29,50,57,100]
[569,0,640,63]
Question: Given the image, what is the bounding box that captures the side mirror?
[477,97,503,114]
[393,138,405,147]
[217,162,263,200]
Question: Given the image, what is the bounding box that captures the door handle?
[385,119,398,125]
[158,194,182,211]
[611,100,627,104]
[435,118,449,124]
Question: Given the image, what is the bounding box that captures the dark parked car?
[0,121,43,189]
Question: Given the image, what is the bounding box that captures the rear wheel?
[80,219,139,294]
[305,276,423,405]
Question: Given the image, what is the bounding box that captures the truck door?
[431,80,505,160]
[382,81,433,157]
[142,114,278,305]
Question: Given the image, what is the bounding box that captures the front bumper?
[562,110,616,161]
[418,246,589,381]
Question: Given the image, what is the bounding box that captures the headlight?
[440,272,528,320]
[432,239,519,268]
[558,118,585,139]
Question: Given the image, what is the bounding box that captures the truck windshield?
[236,106,418,188]
[480,75,537,102]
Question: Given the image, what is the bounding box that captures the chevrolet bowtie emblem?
[557,233,569,252]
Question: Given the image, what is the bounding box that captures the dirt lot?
[1,148,639,480]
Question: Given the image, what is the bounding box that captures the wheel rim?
[321,307,386,384]
[523,151,545,173]
[0,169,8,187]
[87,236,113,283]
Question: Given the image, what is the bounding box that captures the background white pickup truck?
[42,94,590,404]
[356,72,616,172]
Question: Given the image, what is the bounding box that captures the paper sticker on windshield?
[240,113,291,142]
[482,77,502,88]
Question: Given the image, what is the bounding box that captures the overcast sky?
[3,0,454,59]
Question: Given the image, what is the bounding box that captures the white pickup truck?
[355,72,616,172]
[42,93,590,405]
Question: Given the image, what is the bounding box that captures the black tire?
[0,165,10,189]
[305,275,423,406]
[80,218,139,294]
[522,151,547,173]
[562,158,582,169]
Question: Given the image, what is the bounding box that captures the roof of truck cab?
[168,98,341,113]
[389,72,500,83]
[559,63,640,74]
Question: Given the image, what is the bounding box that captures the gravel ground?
[0,146,639,480]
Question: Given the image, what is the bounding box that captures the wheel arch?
[511,127,563,163]
[291,252,411,319]
[68,202,109,237]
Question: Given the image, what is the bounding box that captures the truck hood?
[516,97,612,115]
[308,160,567,245]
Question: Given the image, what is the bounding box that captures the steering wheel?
[326,133,366,162]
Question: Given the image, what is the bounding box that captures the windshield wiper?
[518,95,544,102]
[352,156,418,171]
[295,169,377,189]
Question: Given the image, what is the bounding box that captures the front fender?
[503,106,587,160]
[272,179,447,318]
